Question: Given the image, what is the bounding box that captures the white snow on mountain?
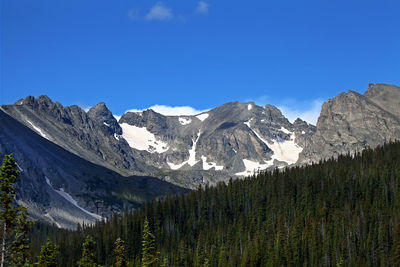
[120,123,169,153]
[167,131,201,170]
[178,117,192,125]
[252,128,302,164]
[26,120,49,140]
[188,130,201,166]
[201,155,224,171]
[245,124,303,165]
[44,177,102,220]
[235,159,270,176]
[103,122,110,127]
[55,188,102,220]
[196,113,209,121]
[248,104,252,110]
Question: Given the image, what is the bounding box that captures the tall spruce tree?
[141,217,159,267]
[35,238,59,267]
[77,235,99,267]
[0,154,32,267]
[113,237,128,267]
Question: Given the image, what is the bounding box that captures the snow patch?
[120,123,169,153]
[247,125,303,165]
[114,133,122,141]
[196,113,209,122]
[167,161,188,170]
[44,176,102,220]
[167,131,201,170]
[201,155,224,171]
[235,159,270,176]
[45,176,51,187]
[244,118,252,128]
[26,120,49,140]
[103,122,110,127]
[55,188,102,220]
[188,130,201,166]
[248,104,252,110]
[280,127,291,134]
[302,131,305,134]
[178,117,192,125]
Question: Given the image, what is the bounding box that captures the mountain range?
[0,83,399,228]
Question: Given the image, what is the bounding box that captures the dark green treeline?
[29,142,400,266]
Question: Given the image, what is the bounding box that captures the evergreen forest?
[22,142,400,266]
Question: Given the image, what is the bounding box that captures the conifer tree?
[113,237,128,267]
[35,238,59,267]
[10,206,33,266]
[141,217,159,267]
[0,154,32,267]
[77,235,100,267]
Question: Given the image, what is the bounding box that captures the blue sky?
[1,0,399,124]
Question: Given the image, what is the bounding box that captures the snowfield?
[196,113,209,121]
[120,123,169,153]
[235,159,270,176]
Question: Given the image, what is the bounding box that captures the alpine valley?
[0,83,399,228]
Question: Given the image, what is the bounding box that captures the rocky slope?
[0,109,187,228]
[298,83,400,163]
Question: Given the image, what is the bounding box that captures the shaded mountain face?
[0,110,187,229]
[298,83,400,164]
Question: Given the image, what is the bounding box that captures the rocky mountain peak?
[364,83,400,118]
[88,102,122,135]
[298,83,400,164]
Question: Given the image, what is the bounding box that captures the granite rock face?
[298,84,400,164]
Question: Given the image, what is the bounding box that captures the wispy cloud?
[196,1,209,14]
[145,2,173,21]
[249,96,324,125]
[126,105,209,116]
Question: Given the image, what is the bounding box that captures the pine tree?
[141,217,159,267]
[77,235,100,267]
[10,206,33,266]
[35,238,59,267]
[0,154,32,267]
[113,237,128,267]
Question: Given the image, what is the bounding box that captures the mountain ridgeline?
[29,141,400,266]
[0,83,399,228]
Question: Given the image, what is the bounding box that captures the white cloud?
[196,1,209,14]
[127,105,209,116]
[277,99,324,125]
[145,3,173,21]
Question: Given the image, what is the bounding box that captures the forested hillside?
[30,142,400,266]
